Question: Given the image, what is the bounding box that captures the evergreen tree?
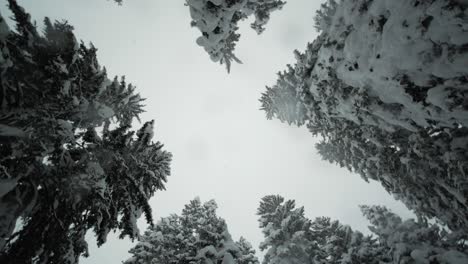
[361,205,468,263]
[258,196,468,264]
[260,0,468,232]
[125,197,258,264]
[236,237,260,264]
[185,0,285,72]
[257,195,317,264]
[257,195,384,264]
[0,1,171,263]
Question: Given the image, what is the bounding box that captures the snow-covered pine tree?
[0,1,171,263]
[124,214,191,264]
[236,237,260,264]
[125,197,257,264]
[310,216,385,264]
[185,0,285,72]
[260,0,468,233]
[361,205,468,264]
[257,195,317,264]
[258,196,468,263]
[257,195,386,264]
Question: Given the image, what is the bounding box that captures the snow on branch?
[186,0,285,72]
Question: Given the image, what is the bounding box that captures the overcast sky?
[3,0,413,262]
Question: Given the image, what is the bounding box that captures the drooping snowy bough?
[261,0,468,233]
[0,1,171,263]
[186,0,285,72]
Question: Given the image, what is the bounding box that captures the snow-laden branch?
[186,0,285,72]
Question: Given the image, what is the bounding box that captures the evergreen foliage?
[258,195,468,264]
[260,0,468,233]
[0,1,171,263]
[125,198,260,264]
[257,195,315,264]
[185,0,285,72]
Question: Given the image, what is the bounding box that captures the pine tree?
[125,198,258,264]
[0,1,171,263]
[260,0,468,233]
[257,195,385,264]
[185,0,285,72]
[258,196,468,263]
[124,214,191,264]
[236,237,260,264]
[257,195,317,264]
[361,205,468,263]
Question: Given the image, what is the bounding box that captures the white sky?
[4,0,413,262]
